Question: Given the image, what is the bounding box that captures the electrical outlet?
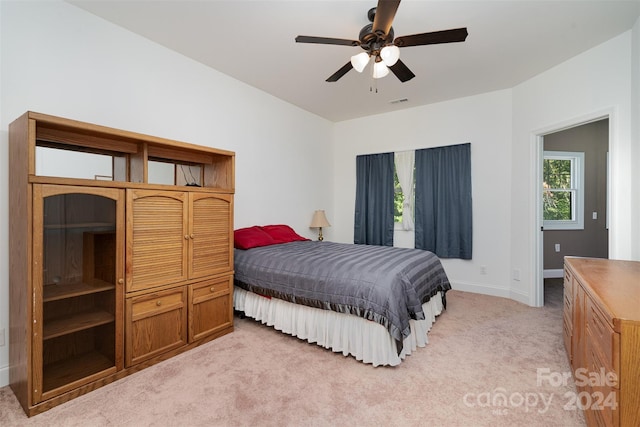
[592,212,598,220]
[0,328,5,347]
[513,269,521,281]
[480,265,487,275]
[555,244,561,252]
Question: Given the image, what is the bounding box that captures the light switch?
[592,212,598,220]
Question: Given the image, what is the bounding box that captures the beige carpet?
[0,284,586,426]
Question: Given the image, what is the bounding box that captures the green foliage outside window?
[394,171,403,223]
[543,158,573,221]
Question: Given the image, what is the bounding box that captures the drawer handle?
[118,278,124,285]
[191,234,195,239]
[156,300,162,306]
[184,235,189,240]
[210,287,215,292]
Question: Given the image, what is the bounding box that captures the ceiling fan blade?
[394,28,468,48]
[296,35,360,47]
[388,59,415,82]
[372,0,401,37]
[326,62,354,82]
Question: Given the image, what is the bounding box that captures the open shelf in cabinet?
[43,350,115,395]
[43,280,114,302]
[42,321,117,395]
[31,111,235,191]
[43,309,115,340]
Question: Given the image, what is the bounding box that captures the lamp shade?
[350,52,370,73]
[372,60,389,79]
[310,210,331,228]
[380,45,400,66]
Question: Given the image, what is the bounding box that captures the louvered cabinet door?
[188,192,233,280]
[126,190,188,292]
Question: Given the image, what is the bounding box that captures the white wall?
[511,31,636,304]
[332,90,514,298]
[333,29,639,307]
[632,17,640,260]
[0,1,333,387]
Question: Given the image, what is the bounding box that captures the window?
[394,151,415,231]
[543,151,584,230]
[355,143,472,258]
[394,171,404,224]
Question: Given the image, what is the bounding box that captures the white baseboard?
[450,281,537,306]
[509,289,532,306]
[543,269,564,279]
[450,281,511,299]
[0,364,9,388]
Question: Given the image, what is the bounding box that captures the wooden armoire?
[8,111,235,416]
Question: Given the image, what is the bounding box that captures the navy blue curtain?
[354,153,394,246]
[415,143,472,259]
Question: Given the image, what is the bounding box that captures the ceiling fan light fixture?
[372,60,389,79]
[380,45,400,66]
[296,1,468,84]
[350,52,370,73]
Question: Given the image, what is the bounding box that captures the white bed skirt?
[233,287,445,367]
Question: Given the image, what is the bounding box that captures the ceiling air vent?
[389,98,409,105]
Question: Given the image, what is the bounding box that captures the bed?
[232,225,452,366]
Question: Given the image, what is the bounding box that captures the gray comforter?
[234,241,451,354]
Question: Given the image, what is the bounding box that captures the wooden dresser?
[563,257,640,426]
[9,112,235,416]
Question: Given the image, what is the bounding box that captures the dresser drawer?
[585,343,619,425]
[563,312,572,358]
[564,289,573,318]
[587,398,617,427]
[564,267,573,294]
[585,297,619,377]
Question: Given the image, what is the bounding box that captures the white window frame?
[542,151,585,230]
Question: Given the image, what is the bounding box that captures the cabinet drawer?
[191,277,231,302]
[126,287,188,366]
[131,290,185,320]
[586,298,618,375]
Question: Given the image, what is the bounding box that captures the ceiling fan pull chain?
[370,74,378,94]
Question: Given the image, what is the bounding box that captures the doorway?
[536,117,610,305]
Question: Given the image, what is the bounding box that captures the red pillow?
[261,225,310,244]
[234,226,276,250]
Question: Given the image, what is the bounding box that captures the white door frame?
[531,108,614,306]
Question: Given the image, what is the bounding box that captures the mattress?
[233,240,451,364]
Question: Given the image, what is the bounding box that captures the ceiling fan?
[295,0,468,83]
